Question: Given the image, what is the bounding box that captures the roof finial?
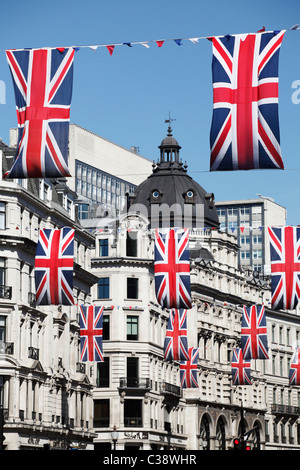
[164,111,176,136]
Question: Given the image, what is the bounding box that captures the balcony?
[271,404,300,416]
[0,341,14,355]
[0,285,12,300]
[160,381,182,398]
[119,377,151,395]
[124,416,143,427]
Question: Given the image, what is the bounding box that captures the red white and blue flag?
[164,309,189,361]
[79,305,104,362]
[4,47,74,179]
[154,229,192,309]
[289,348,300,386]
[268,226,300,310]
[231,348,252,385]
[34,227,74,305]
[241,304,269,359]
[180,347,199,388]
[209,30,285,171]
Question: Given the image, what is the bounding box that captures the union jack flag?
[154,229,191,309]
[180,347,199,388]
[164,309,189,361]
[241,304,269,360]
[34,227,74,305]
[79,305,104,362]
[268,226,300,310]
[209,30,285,171]
[231,348,252,386]
[289,348,300,386]
[4,47,74,179]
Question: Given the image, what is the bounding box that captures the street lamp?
[111,425,119,450]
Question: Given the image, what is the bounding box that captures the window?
[240,250,250,260]
[78,203,89,220]
[253,236,262,245]
[127,316,138,341]
[253,264,262,272]
[97,357,109,387]
[93,399,110,427]
[0,316,6,344]
[126,232,137,257]
[0,203,5,230]
[240,236,250,245]
[127,278,138,299]
[127,357,139,385]
[124,400,142,427]
[103,315,110,340]
[240,207,250,216]
[0,258,5,286]
[228,208,237,216]
[217,208,225,217]
[228,221,237,229]
[252,205,262,215]
[98,277,110,299]
[99,239,109,257]
[253,250,262,259]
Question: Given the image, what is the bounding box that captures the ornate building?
[1,126,300,450]
[0,141,98,450]
[87,126,300,450]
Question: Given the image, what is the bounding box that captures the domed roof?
[129,127,219,230]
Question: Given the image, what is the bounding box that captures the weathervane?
[164,111,176,135]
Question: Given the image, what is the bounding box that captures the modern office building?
[215,197,287,274]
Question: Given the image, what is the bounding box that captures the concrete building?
[215,197,287,274]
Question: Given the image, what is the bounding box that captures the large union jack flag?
[180,347,199,388]
[241,304,269,359]
[289,348,300,386]
[268,226,300,310]
[34,227,75,305]
[4,47,74,179]
[209,30,285,171]
[154,229,192,309]
[79,305,104,362]
[231,348,252,385]
[164,309,189,361]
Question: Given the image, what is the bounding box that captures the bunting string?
[2,24,298,53]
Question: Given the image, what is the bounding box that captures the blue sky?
[0,0,300,224]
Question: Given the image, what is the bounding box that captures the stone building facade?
[0,143,98,450]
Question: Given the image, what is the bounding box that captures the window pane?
[99,239,109,256]
[0,203,5,230]
[0,258,5,286]
[93,399,110,427]
[124,400,142,427]
[103,315,110,340]
[127,278,138,299]
[0,316,5,342]
[97,357,109,387]
[127,316,138,340]
[98,278,110,298]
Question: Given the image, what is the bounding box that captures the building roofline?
[69,123,152,164]
[215,197,286,210]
